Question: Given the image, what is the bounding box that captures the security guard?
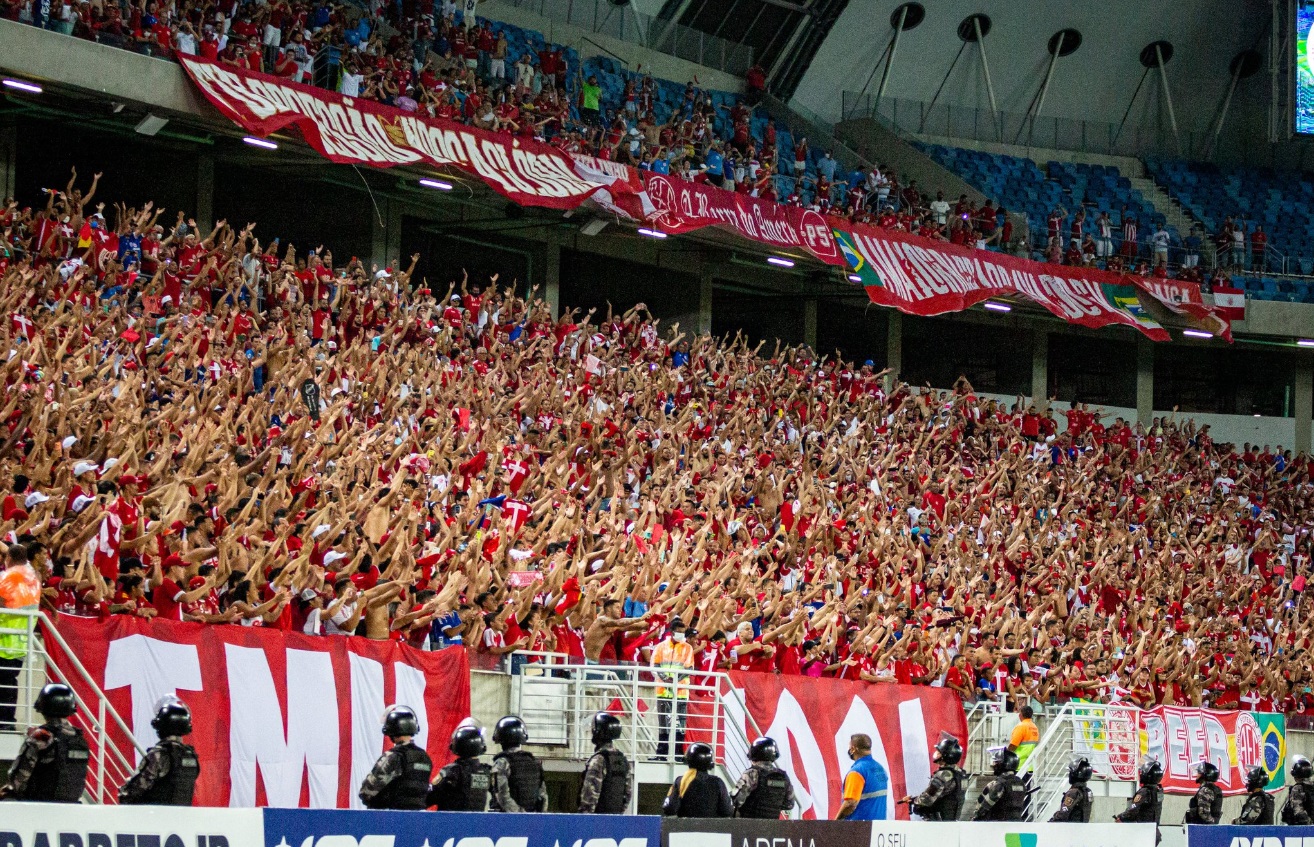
[1115,759,1163,843]
[732,736,796,819]
[1184,761,1223,825]
[662,742,732,818]
[1234,765,1274,825]
[578,712,630,814]
[901,733,965,821]
[1048,756,1093,823]
[0,682,90,802]
[358,706,433,810]
[490,715,547,813]
[429,723,492,811]
[971,748,1026,822]
[118,699,200,805]
[1283,755,1314,825]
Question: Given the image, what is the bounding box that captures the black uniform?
[578,742,630,814]
[972,772,1026,822]
[1185,782,1224,825]
[910,766,966,821]
[0,719,90,802]
[1235,790,1275,825]
[118,737,200,806]
[1283,781,1314,825]
[491,749,546,812]
[1116,782,1163,845]
[429,756,492,811]
[1049,784,1093,823]
[733,762,795,819]
[662,770,733,818]
[358,742,433,810]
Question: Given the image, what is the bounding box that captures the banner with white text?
[47,615,471,808]
[1140,706,1286,795]
[2,802,264,847]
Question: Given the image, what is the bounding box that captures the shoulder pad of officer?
[26,727,52,744]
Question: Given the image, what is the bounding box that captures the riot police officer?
[972,748,1026,822]
[1184,761,1223,825]
[358,706,433,810]
[490,715,547,813]
[429,723,492,811]
[578,712,630,814]
[1283,754,1314,825]
[732,736,796,819]
[1049,756,1093,823]
[662,742,732,818]
[0,682,90,802]
[1234,765,1274,825]
[901,733,965,821]
[118,699,200,805]
[1115,759,1163,843]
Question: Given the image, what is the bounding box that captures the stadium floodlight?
[1182,329,1213,339]
[2,79,42,94]
[242,136,278,150]
[983,301,1011,312]
[767,256,795,268]
[1298,339,1314,348]
[847,274,863,283]
[636,228,667,239]
[419,178,452,190]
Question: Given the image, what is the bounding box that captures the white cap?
[312,524,332,539]
[323,550,348,565]
[72,461,98,477]
[24,492,49,508]
[61,436,78,449]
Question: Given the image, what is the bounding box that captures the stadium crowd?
[0,169,1311,723]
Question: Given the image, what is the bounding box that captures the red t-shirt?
[153,577,185,621]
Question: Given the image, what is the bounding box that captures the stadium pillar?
[1136,335,1154,427]
[886,311,902,386]
[803,299,817,349]
[543,237,561,320]
[1031,330,1048,409]
[1296,365,1313,454]
[697,267,713,336]
[369,197,402,271]
[195,154,213,234]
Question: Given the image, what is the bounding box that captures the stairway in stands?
[1125,173,1201,236]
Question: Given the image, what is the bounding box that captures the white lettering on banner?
[348,652,384,811]
[225,645,340,808]
[1225,839,1314,847]
[833,695,892,820]
[1,802,265,847]
[299,837,394,847]
[438,839,526,847]
[103,634,203,760]
[757,688,830,819]
[897,700,932,802]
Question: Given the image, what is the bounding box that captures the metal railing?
[1021,701,1139,822]
[505,650,768,812]
[0,609,144,803]
[963,698,1007,776]
[502,0,754,76]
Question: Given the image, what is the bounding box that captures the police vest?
[1128,785,1163,824]
[738,766,790,818]
[1238,791,1275,825]
[595,749,629,814]
[921,767,965,821]
[370,744,432,810]
[1187,783,1223,824]
[1054,785,1092,823]
[494,749,543,811]
[1284,782,1313,824]
[994,774,1027,821]
[23,724,90,802]
[670,771,725,818]
[433,758,491,811]
[138,740,200,806]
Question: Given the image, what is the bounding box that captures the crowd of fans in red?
[0,169,1311,719]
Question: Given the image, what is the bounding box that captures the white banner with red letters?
[723,672,967,820]
[46,615,471,808]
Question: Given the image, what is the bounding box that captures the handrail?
[35,611,145,755]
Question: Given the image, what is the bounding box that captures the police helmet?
[382,705,420,739]
[1293,755,1313,780]
[34,682,77,719]
[990,748,1019,775]
[934,733,963,765]
[749,737,780,763]
[449,725,486,758]
[1139,758,1163,785]
[492,715,528,749]
[151,699,193,737]
[1245,765,1269,792]
[591,712,622,746]
[685,742,715,772]
[1067,755,1093,785]
[1193,760,1220,784]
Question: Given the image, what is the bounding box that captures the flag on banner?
[1212,284,1246,322]
[1139,705,1285,795]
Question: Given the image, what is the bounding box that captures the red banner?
[177,57,645,216]
[46,616,471,808]
[727,672,967,820]
[1140,705,1286,795]
[641,172,842,264]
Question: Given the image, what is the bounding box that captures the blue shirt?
[431,611,464,647]
[844,755,889,821]
[818,156,838,181]
[705,149,724,174]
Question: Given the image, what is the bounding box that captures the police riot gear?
[450,725,487,758]
[382,706,420,739]
[662,769,732,818]
[749,737,779,763]
[591,712,622,746]
[493,749,545,812]
[911,764,966,821]
[120,738,200,806]
[362,743,433,810]
[972,771,1026,821]
[1049,757,1093,823]
[1234,767,1275,826]
[492,715,529,749]
[685,742,714,771]
[429,756,492,811]
[736,765,792,819]
[33,683,77,719]
[1185,761,1223,825]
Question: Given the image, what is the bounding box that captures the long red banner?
[47,615,471,808]
[727,672,967,820]
[176,58,1228,340]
